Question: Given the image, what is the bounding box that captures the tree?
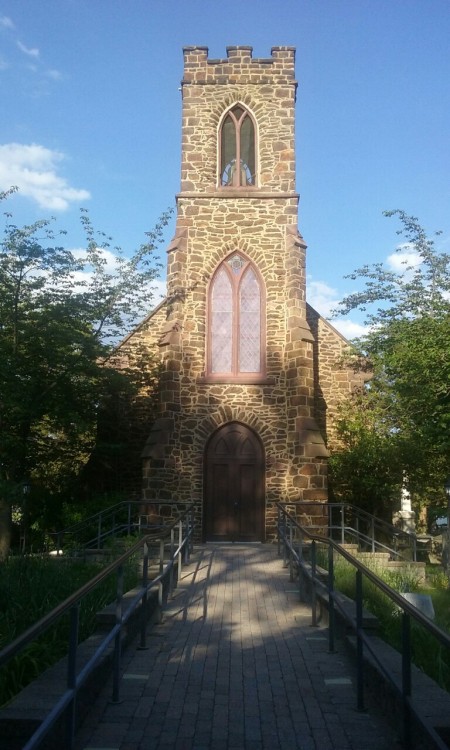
[328,387,402,519]
[0,188,171,558]
[331,211,450,517]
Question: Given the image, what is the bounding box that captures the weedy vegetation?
[316,548,450,692]
[0,552,140,706]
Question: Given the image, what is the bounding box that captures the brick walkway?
[75,544,402,750]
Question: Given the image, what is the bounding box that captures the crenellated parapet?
[182,46,297,87]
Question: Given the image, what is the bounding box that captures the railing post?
[185,511,191,563]
[127,502,132,535]
[169,528,175,594]
[189,507,194,558]
[402,612,412,749]
[178,520,183,581]
[65,602,80,750]
[328,544,335,652]
[159,537,165,574]
[277,506,281,556]
[298,530,303,601]
[280,509,286,562]
[139,541,149,650]
[311,540,318,627]
[371,517,375,553]
[340,505,345,544]
[289,522,294,582]
[355,570,365,711]
[97,515,102,549]
[283,517,289,568]
[112,564,124,704]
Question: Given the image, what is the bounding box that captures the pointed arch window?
[208,254,265,379]
[220,105,256,187]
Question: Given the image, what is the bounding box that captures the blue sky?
[1,0,449,337]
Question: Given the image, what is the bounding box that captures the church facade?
[116,46,360,541]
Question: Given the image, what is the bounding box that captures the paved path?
[75,544,402,750]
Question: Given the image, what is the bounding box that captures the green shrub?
[0,554,139,706]
[317,551,450,692]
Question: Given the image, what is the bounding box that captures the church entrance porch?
[204,422,265,543]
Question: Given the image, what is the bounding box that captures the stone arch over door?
[204,422,265,542]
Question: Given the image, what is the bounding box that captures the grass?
[0,551,140,707]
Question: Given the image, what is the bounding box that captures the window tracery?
[208,254,264,377]
[220,105,256,187]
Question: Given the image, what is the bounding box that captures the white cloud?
[307,277,368,339]
[17,40,39,58]
[0,143,90,210]
[46,68,63,81]
[1,20,62,90]
[71,247,122,275]
[0,16,14,29]
[331,319,368,339]
[150,278,167,302]
[386,243,422,273]
[307,279,340,318]
[70,248,166,303]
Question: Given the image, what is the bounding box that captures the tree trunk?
[0,496,11,561]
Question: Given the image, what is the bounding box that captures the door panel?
[237,462,257,540]
[205,423,264,542]
[210,463,231,537]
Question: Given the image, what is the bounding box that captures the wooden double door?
[204,423,265,542]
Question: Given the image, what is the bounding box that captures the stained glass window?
[211,268,232,373]
[209,255,263,376]
[220,105,256,187]
[239,267,260,372]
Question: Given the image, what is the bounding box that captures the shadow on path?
[75,544,402,750]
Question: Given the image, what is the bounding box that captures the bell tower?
[142,46,329,540]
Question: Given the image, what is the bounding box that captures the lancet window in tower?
[208,254,264,378]
[220,106,256,187]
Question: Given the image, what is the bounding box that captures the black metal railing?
[49,500,192,555]
[279,501,418,561]
[277,502,450,750]
[0,504,195,750]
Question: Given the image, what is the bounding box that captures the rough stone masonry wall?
[140,46,329,538]
[306,305,367,447]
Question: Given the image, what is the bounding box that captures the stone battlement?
[182,45,296,85]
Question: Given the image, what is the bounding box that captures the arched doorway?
[204,422,265,542]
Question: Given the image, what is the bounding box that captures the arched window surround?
[217,103,258,189]
[204,252,266,383]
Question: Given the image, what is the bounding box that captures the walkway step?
[356,552,392,561]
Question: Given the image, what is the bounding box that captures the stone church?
[114,46,360,542]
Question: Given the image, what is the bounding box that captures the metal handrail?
[331,502,418,559]
[334,526,407,558]
[277,502,450,750]
[49,500,185,554]
[0,504,195,750]
[279,501,418,561]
